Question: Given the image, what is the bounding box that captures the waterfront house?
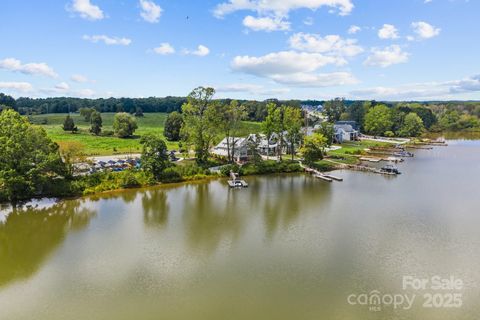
[212,136,254,162]
[334,124,359,143]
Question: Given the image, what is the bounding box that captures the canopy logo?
[347,290,415,312]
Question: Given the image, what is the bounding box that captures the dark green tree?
[62,115,78,133]
[140,134,170,181]
[348,101,367,130]
[163,111,184,141]
[90,111,102,135]
[135,107,144,117]
[0,109,67,202]
[0,93,16,109]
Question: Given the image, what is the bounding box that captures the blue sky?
[1,0,480,101]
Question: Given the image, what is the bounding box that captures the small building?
[334,124,359,143]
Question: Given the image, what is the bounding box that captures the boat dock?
[405,145,433,150]
[227,179,249,188]
[304,166,343,182]
[228,171,249,188]
[360,156,404,163]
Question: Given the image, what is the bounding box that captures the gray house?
[334,124,359,143]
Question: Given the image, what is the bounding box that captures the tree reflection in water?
[0,200,96,287]
[261,175,332,240]
[182,182,245,254]
[142,189,169,227]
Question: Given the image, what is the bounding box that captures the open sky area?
[1,0,480,101]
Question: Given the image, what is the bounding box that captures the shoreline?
[1,136,460,208]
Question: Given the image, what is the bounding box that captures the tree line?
[0,92,310,122]
[322,99,479,136]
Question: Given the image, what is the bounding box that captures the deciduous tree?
[364,104,393,136]
[181,87,222,165]
[140,134,170,181]
[301,133,327,166]
[398,112,425,137]
[90,111,102,135]
[0,109,67,202]
[113,112,138,138]
[284,106,303,160]
[163,111,184,141]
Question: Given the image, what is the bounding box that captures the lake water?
[1,140,480,320]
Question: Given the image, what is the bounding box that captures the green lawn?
[30,113,262,156]
[325,140,393,165]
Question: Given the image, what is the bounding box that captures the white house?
[334,124,359,143]
[212,136,254,162]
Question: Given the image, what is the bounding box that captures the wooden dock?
[302,165,343,182]
[405,145,433,150]
[323,174,343,181]
[360,156,403,163]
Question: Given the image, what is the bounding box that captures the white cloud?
[215,83,290,95]
[378,24,399,39]
[83,35,132,46]
[213,0,354,18]
[232,51,345,75]
[350,75,480,100]
[411,21,441,39]
[348,25,361,34]
[153,43,175,55]
[424,0,433,3]
[139,0,162,23]
[271,72,358,87]
[185,45,210,57]
[364,45,409,67]
[71,74,89,83]
[231,51,355,87]
[243,15,290,31]
[288,33,363,57]
[68,0,104,20]
[55,82,70,91]
[0,81,33,92]
[0,58,58,78]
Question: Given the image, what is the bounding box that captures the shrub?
[101,130,114,136]
[160,167,183,183]
[220,164,241,177]
[121,171,141,188]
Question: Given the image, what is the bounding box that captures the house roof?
[334,124,357,133]
[335,121,360,131]
[214,137,249,150]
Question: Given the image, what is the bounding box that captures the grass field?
[30,113,262,156]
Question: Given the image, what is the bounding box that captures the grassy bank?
[318,140,395,168]
[29,113,262,156]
